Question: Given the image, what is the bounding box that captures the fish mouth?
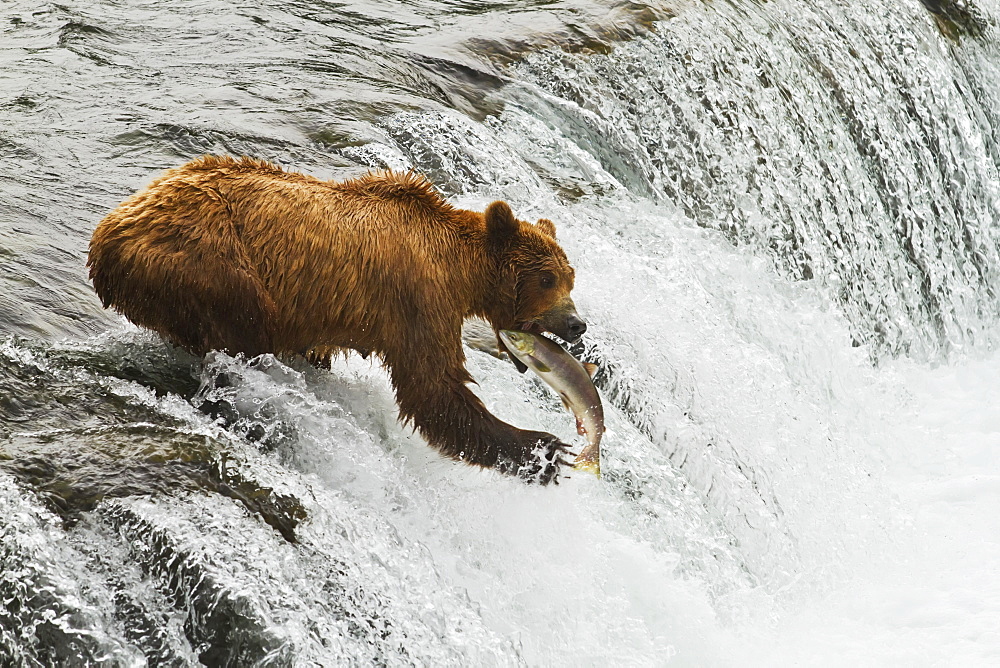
[497,321,544,373]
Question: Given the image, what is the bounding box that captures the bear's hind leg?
[304,345,371,369]
[180,262,278,356]
[91,241,277,357]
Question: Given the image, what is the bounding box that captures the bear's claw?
[510,434,576,485]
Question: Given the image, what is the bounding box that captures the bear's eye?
[540,274,555,290]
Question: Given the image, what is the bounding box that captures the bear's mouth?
[518,320,543,335]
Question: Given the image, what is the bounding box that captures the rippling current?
[3,0,1000,665]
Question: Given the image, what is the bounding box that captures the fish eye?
[540,274,555,289]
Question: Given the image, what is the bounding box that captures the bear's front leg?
[492,428,577,485]
[386,354,575,484]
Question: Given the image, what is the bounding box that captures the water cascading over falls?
[2,0,1000,664]
[477,0,1000,361]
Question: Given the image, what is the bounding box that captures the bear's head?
[484,201,586,344]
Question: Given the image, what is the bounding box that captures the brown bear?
[88,155,586,483]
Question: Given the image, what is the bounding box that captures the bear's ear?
[536,218,557,239]
[485,201,519,245]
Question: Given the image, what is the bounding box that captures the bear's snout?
[564,314,587,342]
[536,298,586,343]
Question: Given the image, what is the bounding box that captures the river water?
[2,0,1000,665]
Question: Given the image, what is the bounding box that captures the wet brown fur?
[88,155,579,477]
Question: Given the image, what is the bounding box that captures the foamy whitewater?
[2,0,1000,665]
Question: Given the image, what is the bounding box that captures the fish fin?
[576,416,586,436]
[583,362,598,379]
[559,393,572,412]
[511,355,528,373]
[573,459,601,477]
[499,335,529,373]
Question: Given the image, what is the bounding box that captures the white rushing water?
[4,0,1000,664]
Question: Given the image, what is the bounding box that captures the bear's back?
[174,157,461,238]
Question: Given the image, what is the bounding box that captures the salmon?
[498,330,605,476]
